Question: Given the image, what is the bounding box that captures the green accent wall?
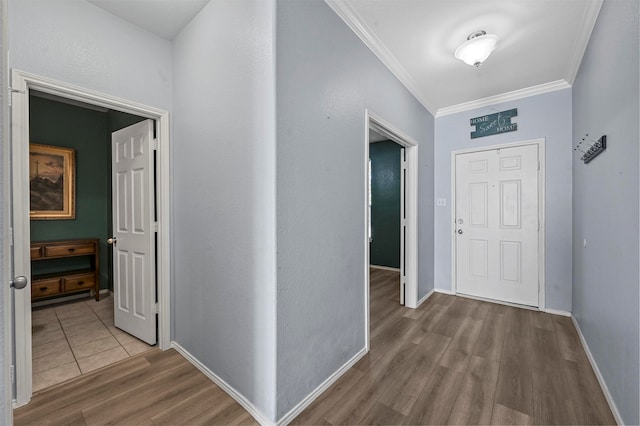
[107,110,148,133]
[29,95,145,291]
[370,140,401,268]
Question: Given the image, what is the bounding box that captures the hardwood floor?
[13,349,258,426]
[293,268,616,425]
[14,269,616,425]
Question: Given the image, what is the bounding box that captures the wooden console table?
[31,238,100,301]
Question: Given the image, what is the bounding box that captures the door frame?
[450,138,546,310]
[1,2,12,424]
[365,110,418,351]
[8,69,171,407]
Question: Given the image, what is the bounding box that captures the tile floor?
[31,293,155,392]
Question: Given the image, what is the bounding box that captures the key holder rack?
[575,134,607,164]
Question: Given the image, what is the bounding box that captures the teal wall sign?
[470,108,518,139]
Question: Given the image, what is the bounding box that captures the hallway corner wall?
[571,1,639,424]
[172,0,277,421]
[275,0,434,419]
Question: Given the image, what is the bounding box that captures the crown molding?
[325,0,438,116]
[436,80,571,117]
[566,0,603,85]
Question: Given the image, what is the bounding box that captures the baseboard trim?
[544,307,571,317]
[369,264,400,272]
[170,342,274,426]
[455,292,536,311]
[31,289,111,308]
[277,347,368,426]
[434,288,456,295]
[571,316,624,425]
[416,289,434,308]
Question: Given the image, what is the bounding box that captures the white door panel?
[112,119,156,344]
[455,144,539,307]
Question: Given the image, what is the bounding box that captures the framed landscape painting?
[29,144,76,220]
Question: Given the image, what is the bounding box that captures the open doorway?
[28,92,154,392]
[364,110,418,351]
[369,131,403,298]
[10,70,171,407]
[368,130,405,347]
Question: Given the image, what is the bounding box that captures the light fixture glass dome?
[454,30,499,67]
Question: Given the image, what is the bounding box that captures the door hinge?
[153,222,159,232]
[154,303,159,314]
[10,365,14,384]
[9,227,13,246]
[152,139,158,151]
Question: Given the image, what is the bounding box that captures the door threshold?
[453,291,539,311]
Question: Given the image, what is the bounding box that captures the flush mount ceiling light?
[454,30,499,67]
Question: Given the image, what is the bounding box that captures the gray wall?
[276,0,434,418]
[420,117,436,301]
[572,1,639,424]
[171,0,277,421]
[8,0,173,111]
[434,89,573,312]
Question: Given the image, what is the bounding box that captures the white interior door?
[10,73,33,407]
[111,119,157,344]
[454,144,539,306]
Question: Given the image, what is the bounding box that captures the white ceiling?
[329,0,602,115]
[86,0,602,116]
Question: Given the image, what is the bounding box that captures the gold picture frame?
[29,143,76,220]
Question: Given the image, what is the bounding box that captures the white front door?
[111,120,157,344]
[454,143,539,307]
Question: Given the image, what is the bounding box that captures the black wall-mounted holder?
[575,134,607,164]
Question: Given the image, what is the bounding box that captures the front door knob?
[457,229,463,235]
[107,237,117,245]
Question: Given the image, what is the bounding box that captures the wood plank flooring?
[13,348,258,426]
[293,268,616,425]
[14,268,616,425]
